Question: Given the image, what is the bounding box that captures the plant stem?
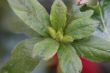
[98,1,106,31]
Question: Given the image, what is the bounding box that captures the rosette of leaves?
[1,0,110,73]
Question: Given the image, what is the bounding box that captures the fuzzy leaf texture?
[50,0,67,30]
[0,38,42,73]
[65,17,96,39]
[8,0,50,36]
[32,38,59,60]
[73,36,110,62]
[58,44,82,73]
[9,19,40,37]
[1,0,110,73]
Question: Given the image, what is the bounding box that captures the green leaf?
[32,38,59,60]
[73,36,110,62]
[8,0,50,36]
[72,5,94,19]
[50,0,67,30]
[103,0,110,8]
[0,38,42,73]
[9,19,41,37]
[66,5,94,24]
[58,44,82,73]
[65,18,96,40]
[81,1,106,32]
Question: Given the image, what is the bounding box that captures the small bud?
[56,30,63,41]
[48,27,56,39]
[62,35,74,43]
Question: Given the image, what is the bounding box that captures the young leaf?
[32,38,59,60]
[62,35,74,43]
[0,38,41,73]
[73,36,110,62]
[8,0,50,37]
[65,18,96,39]
[58,44,82,73]
[50,0,67,30]
[48,27,57,39]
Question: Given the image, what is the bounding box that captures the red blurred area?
[49,54,101,73]
[81,58,101,73]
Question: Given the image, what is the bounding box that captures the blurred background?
[0,0,110,73]
[0,0,27,68]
